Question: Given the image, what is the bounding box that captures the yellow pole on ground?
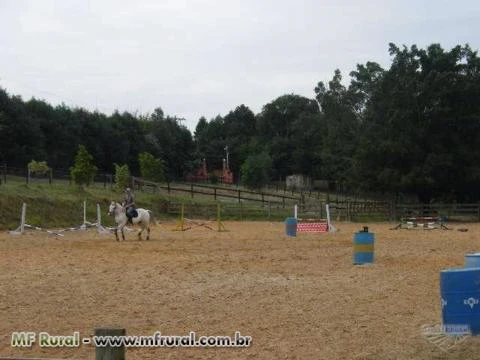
[217,203,227,232]
[173,203,186,231]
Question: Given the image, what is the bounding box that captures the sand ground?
[1,220,480,359]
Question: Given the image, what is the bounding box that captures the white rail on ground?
[9,202,112,236]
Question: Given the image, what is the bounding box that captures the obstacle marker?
[9,202,65,236]
[294,204,337,233]
[10,203,27,235]
[173,203,227,232]
[80,200,97,230]
[353,227,374,265]
[391,216,449,230]
[9,202,112,236]
[217,203,227,232]
[285,217,297,237]
[297,222,329,232]
[96,203,113,234]
[71,200,104,231]
[54,202,112,235]
[173,203,189,231]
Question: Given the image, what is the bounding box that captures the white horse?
[107,201,152,241]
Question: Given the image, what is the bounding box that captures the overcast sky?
[1,0,479,132]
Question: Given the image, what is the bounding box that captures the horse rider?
[123,187,137,225]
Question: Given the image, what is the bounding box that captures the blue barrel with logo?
[353,227,374,265]
[465,253,480,268]
[441,267,480,335]
[285,217,297,237]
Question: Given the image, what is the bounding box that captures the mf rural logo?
[420,324,470,352]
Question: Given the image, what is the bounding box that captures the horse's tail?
[148,210,159,225]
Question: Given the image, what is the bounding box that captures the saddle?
[126,207,138,218]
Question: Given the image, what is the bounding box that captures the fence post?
[214,187,217,200]
[238,190,241,203]
[1,163,6,184]
[95,327,125,360]
[191,184,194,198]
[346,200,350,222]
[391,200,396,223]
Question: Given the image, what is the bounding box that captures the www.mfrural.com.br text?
[11,331,252,348]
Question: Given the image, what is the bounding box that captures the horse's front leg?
[137,224,143,241]
[114,227,119,241]
[121,226,126,241]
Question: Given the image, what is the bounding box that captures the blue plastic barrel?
[441,268,480,335]
[353,230,374,265]
[465,253,480,268]
[285,217,297,237]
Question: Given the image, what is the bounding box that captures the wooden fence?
[133,177,301,208]
[2,168,479,222]
[132,177,480,222]
[298,201,480,222]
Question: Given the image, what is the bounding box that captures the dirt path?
[1,221,479,359]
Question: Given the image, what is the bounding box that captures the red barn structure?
[185,158,209,182]
[221,158,233,184]
[185,158,234,184]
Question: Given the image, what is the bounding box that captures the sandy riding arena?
[1,221,480,359]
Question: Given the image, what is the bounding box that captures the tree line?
[1,43,480,202]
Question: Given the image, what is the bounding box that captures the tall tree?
[139,152,165,182]
[241,151,273,190]
[144,108,195,180]
[70,144,98,186]
[314,70,360,185]
[353,43,480,201]
[0,90,46,167]
[256,94,319,180]
[192,115,226,172]
[223,104,257,179]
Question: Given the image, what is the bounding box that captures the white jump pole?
[294,204,298,219]
[20,202,26,234]
[80,200,87,230]
[10,202,27,235]
[326,203,337,232]
[96,203,110,234]
[97,203,102,227]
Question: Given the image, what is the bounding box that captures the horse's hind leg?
[114,228,119,241]
[146,226,150,240]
